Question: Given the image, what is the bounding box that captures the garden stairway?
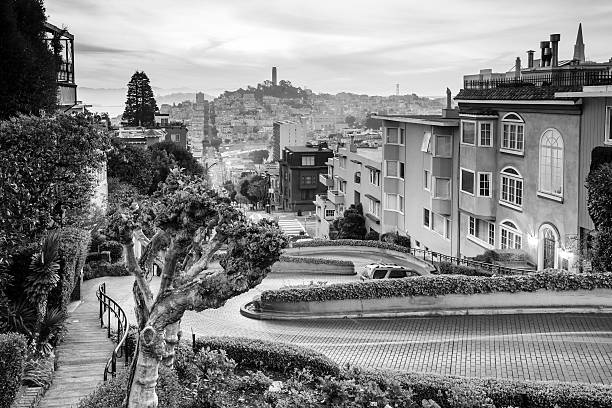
[38,296,116,408]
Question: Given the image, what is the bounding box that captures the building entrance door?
[543,229,556,269]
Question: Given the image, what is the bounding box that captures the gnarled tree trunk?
[128,327,164,408]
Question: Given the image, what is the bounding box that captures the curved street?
[83,269,612,385]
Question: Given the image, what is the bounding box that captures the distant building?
[272,120,307,161]
[162,125,188,150]
[279,146,334,212]
[154,113,170,127]
[114,128,165,148]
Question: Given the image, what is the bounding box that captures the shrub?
[78,366,185,408]
[435,262,493,277]
[83,262,130,280]
[260,270,612,304]
[187,336,340,377]
[278,255,353,267]
[99,240,123,263]
[22,353,55,388]
[364,230,380,241]
[0,333,27,408]
[351,368,612,408]
[294,238,414,254]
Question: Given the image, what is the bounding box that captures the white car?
[360,263,420,280]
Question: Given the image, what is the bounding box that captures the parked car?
[359,263,420,280]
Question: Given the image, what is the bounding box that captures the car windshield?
[372,270,386,279]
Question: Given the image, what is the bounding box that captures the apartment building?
[279,146,334,212]
[314,143,383,238]
[374,105,460,255]
[454,26,612,271]
[272,121,307,161]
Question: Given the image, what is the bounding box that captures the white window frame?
[302,156,315,166]
[606,107,612,144]
[369,169,380,186]
[500,220,523,250]
[460,167,475,196]
[538,128,564,201]
[385,160,399,178]
[478,122,493,147]
[386,128,399,144]
[423,169,430,191]
[431,212,449,240]
[477,172,492,197]
[467,216,495,250]
[500,112,525,155]
[434,134,453,158]
[325,209,335,218]
[461,120,477,146]
[368,198,381,218]
[499,166,523,211]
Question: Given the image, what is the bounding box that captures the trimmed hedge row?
[355,369,612,408]
[260,270,612,303]
[278,255,353,266]
[0,333,27,408]
[83,262,130,281]
[190,336,340,377]
[294,238,414,255]
[435,262,493,277]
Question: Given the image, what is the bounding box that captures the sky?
[46,0,612,106]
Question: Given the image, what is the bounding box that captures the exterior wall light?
[527,233,539,246]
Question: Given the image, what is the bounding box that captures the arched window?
[499,166,523,209]
[500,220,522,249]
[539,129,563,197]
[501,113,524,153]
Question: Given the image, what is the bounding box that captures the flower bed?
[260,270,612,304]
[356,368,612,408]
[188,336,340,377]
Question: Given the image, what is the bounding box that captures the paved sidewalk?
[39,286,116,408]
[89,275,612,384]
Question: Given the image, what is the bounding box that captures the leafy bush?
[99,240,123,264]
[78,366,185,408]
[0,333,27,408]
[381,232,411,248]
[260,270,612,304]
[352,368,612,408]
[364,230,380,241]
[435,262,493,277]
[22,353,55,388]
[279,255,352,267]
[85,252,111,263]
[186,336,340,377]
[83,262,130,280]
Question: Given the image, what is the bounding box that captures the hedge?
[435,262,493,277]
[278,255,353,267]
[0,333,27,408]
[294,238,415,254]
[260,270,612,304]
[99,240,123,264]
[187,336,340,377]
[354,369,612,408]
[83,262,130,281]
[47,227,91,314]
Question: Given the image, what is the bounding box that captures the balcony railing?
[464,69,612,90]
[328,190,345,205]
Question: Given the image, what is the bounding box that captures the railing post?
[112,351,117,377]
[99,291,103,328]
[107,301,111,338]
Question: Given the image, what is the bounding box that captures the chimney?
[550,34,560,67]
[540,41,551,67]
[515,57,521,79]
[441,88,459,119]
[527,50,535,69]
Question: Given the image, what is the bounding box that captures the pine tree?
[0,0,58,119]
[122,71,157,127]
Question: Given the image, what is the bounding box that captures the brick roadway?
[84,273,612,385]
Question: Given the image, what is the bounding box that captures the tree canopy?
[123,71,158,127]
[0,114,110,251]
[148,141,203,194]
[337,203,367,240]
[107,139,154,194]
[248,149,269,164]
[0,0,58,119]
[586,162,612,272]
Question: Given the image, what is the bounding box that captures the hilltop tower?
[573,23,585,63]
[272,67,277,86]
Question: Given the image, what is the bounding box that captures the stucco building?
[314,143,383,238]
[272,121,307,161]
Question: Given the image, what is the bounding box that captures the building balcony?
[319,173,334,187]
[463,69,612,89]
[314,194,329,207]
[328,190,345,205]
[431,198,451,216]
[431,157,452,178]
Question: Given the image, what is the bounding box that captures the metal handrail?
[407,247,535,275]
[96,282,130,381]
